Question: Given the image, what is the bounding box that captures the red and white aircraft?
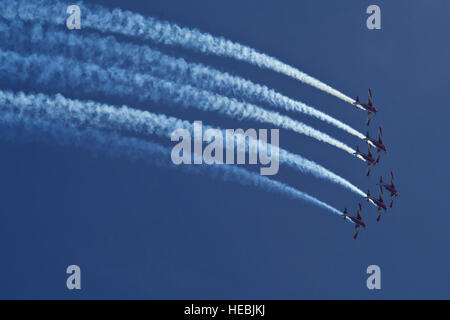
[364,127,387,153]
[354,88,378,126]
[366,186,387,222]
[353,146,380,176]
[378,171,399,208]
[343,203,366,239]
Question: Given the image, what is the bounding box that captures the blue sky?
[0,0,449,299]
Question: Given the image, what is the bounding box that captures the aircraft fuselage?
[354,102,377,113]
[367,197,387,211]
[354,151,375,163]
[365,138,386,152]
[344,215,366,228]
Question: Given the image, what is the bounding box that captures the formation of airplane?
[354,88,377,126]
[378,171,399,208]
[345,88,400,238]
[343,203,366,239]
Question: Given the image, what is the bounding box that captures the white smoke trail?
[0,89,366,197]
[1,0,356,104]
[0,105,347,219]
[0,49,358,156]
[0,20,365,140]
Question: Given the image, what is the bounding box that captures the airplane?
[378,171,399,208]
[343,203,366,239]
[354,88,378,126]
[353,146,381,176]
[366,186,387,222]
[364,127,387,153]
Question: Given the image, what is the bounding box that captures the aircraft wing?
[353,225,360,239]
[366,164,371,176]
[376,207,382,222]
[366,112,373,126]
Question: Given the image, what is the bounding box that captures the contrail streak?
[0,20,365,140]
[0,49,358,156]
[0,104,348,220]
[1,0,356,104]
[0,89,366,197]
